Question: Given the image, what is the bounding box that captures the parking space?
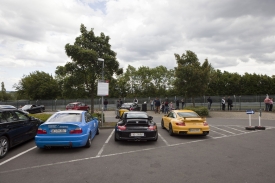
[1,111,275,183]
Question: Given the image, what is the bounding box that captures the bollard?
[255,109,266,130]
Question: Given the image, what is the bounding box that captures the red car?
[66,102,90,111]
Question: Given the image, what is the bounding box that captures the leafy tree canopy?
[174,50,212,106]
[14,71,60,100]
[55,24,123,112]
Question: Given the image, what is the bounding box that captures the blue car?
[35,110,99,149]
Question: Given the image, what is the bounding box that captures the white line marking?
[225,126,248,133]
[210,130,227,137]
[0,146,37,166]
[210,125,236,134]
[1,127,274,174]
[96,129,114,157]
[158,133,169,146]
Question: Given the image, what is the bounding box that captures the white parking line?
[1,127,274,173]
[96,129,114,157]
[225,126,248,133]
[158,133,169,146]
[210,125,236,134]
[210,130,227,137]
[0,146,37,166]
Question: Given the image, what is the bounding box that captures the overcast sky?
[1,0,275,91]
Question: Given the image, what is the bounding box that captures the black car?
[21,104,45,114]
[119,103,140,111]
[0,108,43,158]
[114,111,158,141]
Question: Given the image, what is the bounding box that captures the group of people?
[221,96,233,111]
[150,98,185,114]
[264,96,273,111]
[105,96,274,112]
[207,96,233,111]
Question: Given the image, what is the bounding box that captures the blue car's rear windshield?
[47,113,82,122]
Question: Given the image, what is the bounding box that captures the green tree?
[14,71,60,100]
[174,50,212,106]
[56,24,122,113]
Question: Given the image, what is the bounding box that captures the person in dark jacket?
[207,97,213,110]
[227,96,233,111]
[154,98,161,114]
[176,99,180,110]
[103,99,108,111]
[181,99,185,109]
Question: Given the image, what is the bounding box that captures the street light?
[98,58,104,126]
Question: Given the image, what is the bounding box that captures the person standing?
[161,101,165,113]
[169,102,174,111]
[269,98,273,111]
[150,100,154,111]
[176,99,180,110]
[119,98,123,107]
[221,97,226,111]
[181,99,185,109]
[227,96,233,111]
[207,96,213,110]
[155,98,161,114]
[264,96,270,111]
[164,100,169,114]
[103,99,108,111]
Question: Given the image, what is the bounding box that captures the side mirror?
[148,116,153,120]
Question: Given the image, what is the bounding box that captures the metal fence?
[0,94,273,112]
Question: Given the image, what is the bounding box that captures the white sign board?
[97,82,109,96]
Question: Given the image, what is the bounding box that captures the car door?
[79,103,88,111]
[163,112,175,129]
[0,111,27,147]
[14,110,40,139]
[84,112,95,138]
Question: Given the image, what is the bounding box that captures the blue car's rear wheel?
[85,133,92,148]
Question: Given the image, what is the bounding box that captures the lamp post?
[98,58,104,126]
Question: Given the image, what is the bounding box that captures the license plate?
[130,133,144,137]
[51,129,67,133]
[189,129,200,132]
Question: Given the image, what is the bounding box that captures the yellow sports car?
[161,110,209,136]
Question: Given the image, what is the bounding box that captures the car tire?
[169,124,174,136]
[40,108,43,113]
[114,132,119,141]
[85,133,92,148]
[153,133,158,141]
[0,136,9,159]
[96,127,99,135]
[161,120,165,129]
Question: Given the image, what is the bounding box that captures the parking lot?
[1,111,275,183]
